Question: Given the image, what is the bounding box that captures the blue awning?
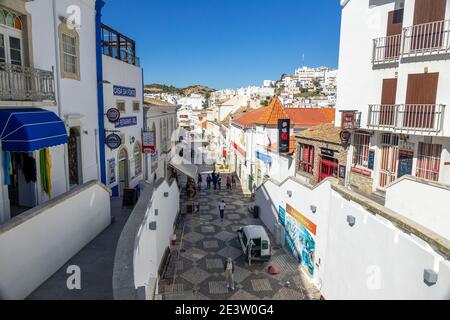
[0,109,68,152]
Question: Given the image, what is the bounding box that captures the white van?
[237,225,271,263]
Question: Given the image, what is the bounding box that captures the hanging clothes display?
[40,148,52,197]
[22,154,37,183]
[3,151,12,185]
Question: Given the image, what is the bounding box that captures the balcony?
[0,62,55,103]
[372,20,450,65]
[402,20,450,58]
[373,34,402,65]
[368,104,445,133]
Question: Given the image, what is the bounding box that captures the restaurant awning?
[169,158,198,183]
[0,109,68,152]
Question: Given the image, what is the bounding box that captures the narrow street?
[159,165,321,300]
[27,199,132,300]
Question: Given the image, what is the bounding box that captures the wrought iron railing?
[368,104,445,133]
[403,20,450,57]
[373,34,402,64]
[0,62,55,102]
[372,20,450,65]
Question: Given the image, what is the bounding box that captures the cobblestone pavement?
[159,166,321,301]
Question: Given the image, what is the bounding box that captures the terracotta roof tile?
[232,107,269,128]
[296,123,343,145]
[256,97,290,125]
[286,108,336,127]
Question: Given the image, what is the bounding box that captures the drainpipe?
[95,0,106,184]
[52,0,70,193]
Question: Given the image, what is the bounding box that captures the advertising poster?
[107,158,116,185]
[284,203,317,276]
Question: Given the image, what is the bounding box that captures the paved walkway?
[27,198,132,300]
[159,166,321,300]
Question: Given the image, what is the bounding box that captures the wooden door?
[385,9,403,59]
[380,78,397,125]
[412,0,446,51]
[404,73,439,128]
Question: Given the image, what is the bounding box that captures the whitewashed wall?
[256,178,450,300]
[133,180,180,292]
[0,181,111,300]
[103,55,144,191]
[386,177,450,240]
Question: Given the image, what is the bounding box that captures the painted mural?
[279,204,317,276]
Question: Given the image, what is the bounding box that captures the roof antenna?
[302,53,305,68]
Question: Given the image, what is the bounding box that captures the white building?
[100,24,144,197]
[143,98,179,184]
[336,0,450,197]
[0,0,100,223]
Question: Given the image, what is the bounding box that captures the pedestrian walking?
[226,176,232,191]
[224,257,235,291]
[206,174,212,189]
[219,200,226,221]
[198,173,203,191]
[232,175,236,189]
[213,173,218,190]
[218,174,222,190]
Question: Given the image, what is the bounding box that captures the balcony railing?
[372,20,450,65]
[0,62,55,102]
[373,34,402,64]
[403,20,450,58]
[368,104,445,133]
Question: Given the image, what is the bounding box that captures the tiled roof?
[286,108,335,127]
[232,107,269,128]
[296,123,343,145]
[256,97,290,125]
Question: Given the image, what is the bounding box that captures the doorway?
[7,152,37,217]
[118,147,129,196]
[68,127,82,188]
[318,157,338,182]
[379,134,399,189]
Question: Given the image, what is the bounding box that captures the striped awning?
[0,109,68,152]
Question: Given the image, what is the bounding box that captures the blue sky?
[102,0,342,89]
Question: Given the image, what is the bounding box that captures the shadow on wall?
[369,0,398,8]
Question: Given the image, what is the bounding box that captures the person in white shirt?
[219,200,226,221]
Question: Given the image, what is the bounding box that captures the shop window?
[416,142,442,182]
[353,132,371,168]
[299,144,315,175]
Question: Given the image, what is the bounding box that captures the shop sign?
[107,158,116,185]
[321,148,335,158]
[398,150,414,178]
[115,116,137,128]
[113,85,136,97]
[143,131,156,155]
[106,108,121,123]
[368,150,375,170]
[339,165,346,179]
[256,151,272,165]
[340,130,351,146]
[278,119,290,153]
[105,133,122,150]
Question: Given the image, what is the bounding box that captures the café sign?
[113,85,136,97]
[105,133,122,150]
[115,116,138,128]
[106,108,121,123]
